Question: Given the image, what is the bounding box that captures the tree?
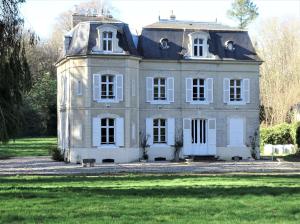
[256,18,300,126]
[0,0,33,143]
[227,0,259,29]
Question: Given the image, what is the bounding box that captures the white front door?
[229,118,244,146]
[190,119,208,155]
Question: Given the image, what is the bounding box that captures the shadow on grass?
[1,185,300,199]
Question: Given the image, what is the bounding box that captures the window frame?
[192,78,206,102]
[153,77,167,101]
[100,74,115,100]
[102,31,113,52]
[187,32,210,59]
[153,118,167,144]
[100,118,115,145]
[229,79,243,102]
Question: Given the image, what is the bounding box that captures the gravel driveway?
[1,156,300,175]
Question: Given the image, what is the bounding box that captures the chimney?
[170,10,176,20]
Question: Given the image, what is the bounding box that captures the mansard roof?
[60,18,260,62]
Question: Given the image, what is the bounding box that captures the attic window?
[160,38,169,49]
[225,40,235,51]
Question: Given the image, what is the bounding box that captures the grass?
[0,137,57,159]
[1,174,300,223]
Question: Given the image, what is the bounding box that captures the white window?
[193,38,204,57]
[101,118,115,144]
[153,119,166,143]
[76,80,82,96]
[153,78,166,100]
[101,75,115,99]
[192,78,206,101]
[230,79,242,102]
[102,31,113,52]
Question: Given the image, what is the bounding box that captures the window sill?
[189,101,210,105]
[226,101,247,106]
[151,143,169,148]
[97,145,119,149]
[95,99,120,103]
[149,101,171,105]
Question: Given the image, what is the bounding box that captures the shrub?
[260,123,294,146]
[49,147,64,161]
[292,122,300,148]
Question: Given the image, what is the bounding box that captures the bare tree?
[256,18,300,126]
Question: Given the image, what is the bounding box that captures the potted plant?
[139,131,150,162]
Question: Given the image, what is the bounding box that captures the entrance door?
[191,119,207,155]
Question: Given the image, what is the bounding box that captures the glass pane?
[200,79,204,85]
[199,39,203,44]
[160,119,166,126]
[108,32,112,38]
[103,32,107,38]
[160,86,166,98]
[109,84,114,96]
[153,128,158,136]
[203,120,206,144]
[194,38,198,44]
[193,79,197,85]
[154,86,158,99]
[108,76,114,82]
[200,120,203,143]
[236,80,241,87]
[191,120,194,143]
[193,87,198,98]
[101,119,106,126]
[109,119,114,126]
[101,76,106,82]
[160,78,165,85]
[230,80,234,86]
[160,135,166,143]
[194,46,198,56]
[199,46,203,56]
[154,78,158,85]
[103,40,107,51]
[153,119,158,126]
[108,40,112,51]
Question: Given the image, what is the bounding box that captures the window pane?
[160,86,166,98]
[109,119,114,126]
[194,38,198,44]
[108,40,112,51]
[101,119,106,126]
[153,119,158,126]
[103,40,107,50]
[199,39,203,44]
[101,76,106,82]
[200,79,204,85]
[108,76,114,82]
[230,80,234,86]
[194,46,198,56]
[236,80,241,87]
[160,78,165,85]
[160,119,166,126]
[154,78,158,85]
[108,32,112,38]
[193,79,197,85]
[154,86,158,98]
[160,135,166,143]
[101,128,106,143]
[199,46,203,56]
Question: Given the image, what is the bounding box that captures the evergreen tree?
[227,0,259,29]
[0,0,33,143]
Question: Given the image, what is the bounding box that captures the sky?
[20,0,300,39]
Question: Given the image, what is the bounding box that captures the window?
[230,79,242,101]
[153,119,166,143]
[192,79,205,101]
[103,31,113,52]
[153,78,166,100]
[76,80,82,96]
[191,119,206,144]
[101,118,115,144]
[193,38,204,57]
[160,38,169,49]
[101,75,114,99]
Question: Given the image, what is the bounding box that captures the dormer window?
[103,31,113,52]
[225,40,235,51]
[160,38,169,49]
[187,32,210,59]
[193,38,204,57]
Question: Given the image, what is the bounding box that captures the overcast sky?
[20,0,300,39]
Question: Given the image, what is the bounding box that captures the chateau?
[56,13,261,163]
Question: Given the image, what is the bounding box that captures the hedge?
[260,122,300,147]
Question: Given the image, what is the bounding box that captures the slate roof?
[62,18,260,62]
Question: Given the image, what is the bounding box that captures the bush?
[292,122,300,148]
[49,147,64,161]
[260,123,294,146]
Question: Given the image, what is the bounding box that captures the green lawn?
[0,137,57,159]
[1,174,300,223]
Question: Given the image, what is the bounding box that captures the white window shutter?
[146,77,153,102]
[167,77,174,102]
[186,78,192,103]
[183,118,191,155]
[207,119,216,155]
[93,74,100,101]
[206,78,213,103]
[167,118,175,145]
[116,74,123,101]
[146,118,153,146]
[243,79,250,103]
[223,78,230,103]
[116,117,124,147]
[92,117,101,146]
